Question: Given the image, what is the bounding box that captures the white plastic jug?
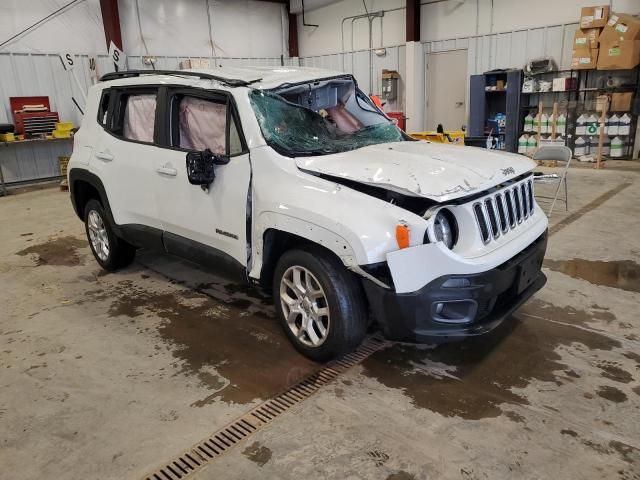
[524,113,534,132]
[518,134,528,154]
[526,135,537,155]
[610,136,624,158]
[556,113,566,135]
[540,113,549,134]
[574,137,587,156]
[533,114,541,133]
[619,113,631,136]
[608,114,619,136]
[586,114,599,136]
[602,136,611,156]
[576,114,587,135]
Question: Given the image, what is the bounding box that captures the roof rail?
[99,70,261,87]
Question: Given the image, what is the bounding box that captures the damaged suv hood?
[296,141,536,202]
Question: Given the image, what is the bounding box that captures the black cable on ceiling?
[0,0,83,50]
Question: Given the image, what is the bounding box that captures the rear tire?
[84,199,136,271]
[273,247,367,362]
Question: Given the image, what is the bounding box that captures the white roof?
[100,66,348,90]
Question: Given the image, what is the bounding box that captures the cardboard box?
[596,95,609,111]
[610,92,634,111]
[597,40,640,69]
[571,47,599,69]
[574,28,601,49]
[580,5,610,29]
[599,13,640,44]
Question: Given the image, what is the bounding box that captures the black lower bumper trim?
[362,232,548,343]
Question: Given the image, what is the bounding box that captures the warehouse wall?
[0,0,287,57]
[297,0,406,57]
[118,0,288,57]
[0,52,292,184]
[423,0,640,40]
[298,0,640,57]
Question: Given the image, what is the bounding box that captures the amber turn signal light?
[395,224,410,249]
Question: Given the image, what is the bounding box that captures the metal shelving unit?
[575,66,640,160]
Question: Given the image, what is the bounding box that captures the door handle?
[95,151,114,162]
[156,166,177,177]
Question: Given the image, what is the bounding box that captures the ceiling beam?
[99,0,123,50]
[406,0,420,42]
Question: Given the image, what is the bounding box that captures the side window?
[109,90,158,143]
[175,96,227,155]
[229,115,243,156]
[98,90,110,126]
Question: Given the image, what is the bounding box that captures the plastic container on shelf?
[574,137,587,156]
[533,113,540,133]
[524,113,534,132]
[556,113,566,135]
[618,113,632,136]
[608,114,619,136]
[526,135,537,155]
[602,136,611,156]
[610,137,624,158]
[576,114,587,135]
[518,134,528,154]
[586,114,599,136]
[540,113,549,134]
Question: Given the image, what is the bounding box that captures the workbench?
[0,137,73,196]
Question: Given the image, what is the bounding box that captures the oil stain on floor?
[86,279,318,406]
[543,258,640,293]
[16,236,87,266]
[242,442,272,467]
[360,300,624,420]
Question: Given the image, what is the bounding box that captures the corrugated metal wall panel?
[0,52,287,185]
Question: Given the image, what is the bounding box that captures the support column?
[405,41,425,133]
[404,0,422,132]
[99,0,123,50]
[406,0,420,43]
[288,12,299,59]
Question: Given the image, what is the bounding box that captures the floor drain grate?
[142,334,388,480]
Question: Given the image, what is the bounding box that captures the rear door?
[152,87,252,268]
[91,86,162,230]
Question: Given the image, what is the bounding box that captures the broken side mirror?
[185,149,229,186]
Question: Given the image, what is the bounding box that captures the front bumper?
[362,232,547,342]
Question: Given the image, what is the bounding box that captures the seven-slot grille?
[473,178,535,244]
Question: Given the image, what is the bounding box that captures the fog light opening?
[432,300,478,324]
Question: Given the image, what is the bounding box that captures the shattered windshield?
[249,80,405,156]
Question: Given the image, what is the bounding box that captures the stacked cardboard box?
[597,13,640,70]
[571,7,640,70]
[571,6,609,69]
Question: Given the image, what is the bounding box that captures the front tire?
[84,199,136,271]
[273,247,367,362]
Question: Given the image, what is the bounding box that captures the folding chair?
[532,146,572,216]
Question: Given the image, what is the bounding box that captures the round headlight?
[433,209,457,249]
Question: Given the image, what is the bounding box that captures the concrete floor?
[0,165,639,480]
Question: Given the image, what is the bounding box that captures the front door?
[152,87,251,268]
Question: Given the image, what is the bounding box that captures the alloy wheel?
[279,265,331,347]
[87,210,110,261]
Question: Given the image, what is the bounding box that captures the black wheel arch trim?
[68,168,122,234]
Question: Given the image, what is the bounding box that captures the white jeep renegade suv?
[68,66,548,361]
